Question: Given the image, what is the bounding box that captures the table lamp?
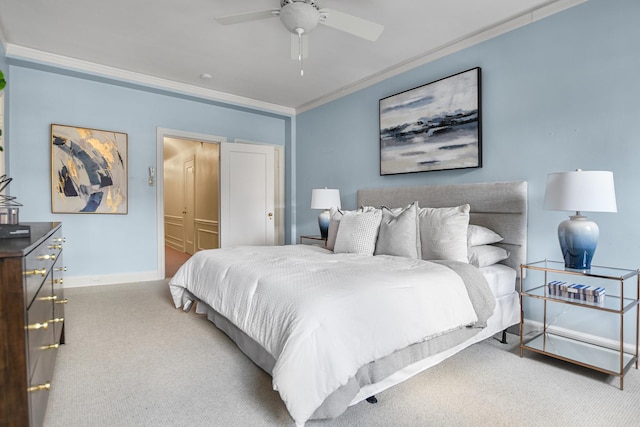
[311,188,341,238]
[543,169,617,271]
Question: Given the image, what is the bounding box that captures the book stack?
[547,280,606,304]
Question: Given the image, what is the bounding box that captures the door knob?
[268,212,273,218]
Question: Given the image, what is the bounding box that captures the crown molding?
[4,44,295,117]
[295,0,587,114]
[2,0,585,116]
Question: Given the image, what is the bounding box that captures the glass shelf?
[524,259,638,280]
[522,285,637,313]
[523,332,636,376]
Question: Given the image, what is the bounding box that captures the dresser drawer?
[28,339,57,427]
[52,257,66,345]
[26,279,57,380]
[24,229,63,309]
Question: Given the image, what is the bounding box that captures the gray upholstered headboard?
[357,181,528,276]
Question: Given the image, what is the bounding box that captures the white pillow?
[359,205,380,213]
[467,225,503,247]
[418,204,470,262]
[468,245,510,268]
[333,210,382,255]
[374,201,421,259]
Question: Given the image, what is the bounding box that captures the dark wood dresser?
[0,222,65,427]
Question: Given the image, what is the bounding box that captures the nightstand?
[299,235,327,247]
[519,260,639,389]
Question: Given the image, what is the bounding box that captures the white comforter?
[169,245,482,425]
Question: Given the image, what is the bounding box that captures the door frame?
[156,128,226,279]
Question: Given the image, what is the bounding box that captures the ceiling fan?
[215,0,384,75]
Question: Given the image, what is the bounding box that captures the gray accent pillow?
[333,210,382,255]
[374,201,420,259]
[418,204,470,262]
[326,207,349,251]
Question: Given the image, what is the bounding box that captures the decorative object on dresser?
[0,222,66,427]
[0,175,30,238]
[379,67,482,175]
[543,169,617,271]
[51,124,128,214]
[310,187,341,238]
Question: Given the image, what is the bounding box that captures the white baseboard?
[64,271,163,288]
[524,319,638,355]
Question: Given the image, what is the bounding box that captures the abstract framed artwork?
[51,124,128,214]
[379,67,482,175]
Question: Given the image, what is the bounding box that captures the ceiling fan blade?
[215,9,278,26]
[319,8,384,41]
[290,33,309,60]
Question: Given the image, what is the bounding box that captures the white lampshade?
[544,169,617,271]
[543,170,617,213]
[311,188,341,210]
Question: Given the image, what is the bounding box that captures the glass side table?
[520,260,639,390]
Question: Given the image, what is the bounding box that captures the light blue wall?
[296,0,640,341]
[6,64,292,278]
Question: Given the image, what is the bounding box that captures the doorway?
[156,128,285,279]
[163,137,220,277]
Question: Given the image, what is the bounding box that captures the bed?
[168,181,527,426]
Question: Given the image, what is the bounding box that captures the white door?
[183,157,196,254]
[220,142,275,247]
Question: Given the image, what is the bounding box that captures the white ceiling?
[0,0,583,113]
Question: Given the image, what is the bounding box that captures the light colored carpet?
[44,280,640,427]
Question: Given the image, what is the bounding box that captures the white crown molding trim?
[296,0,588,114]
[0,26,7,54]
[4,44,295,116]
[2,0,585,116]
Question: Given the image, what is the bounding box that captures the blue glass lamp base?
[558,215,599,271]
[318,210,331,239]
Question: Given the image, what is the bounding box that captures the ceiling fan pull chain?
[296,27,304,76]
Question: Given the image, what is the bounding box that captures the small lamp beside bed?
[543,169,617,271]
[311,188,341,238]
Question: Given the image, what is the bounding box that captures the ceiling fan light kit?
[215,0,383,76]
[279,0,320,35]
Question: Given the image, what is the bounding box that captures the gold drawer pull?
[54,278,64,285]
[40,343,59,350]
[39,295,58,301]
[48,244,63,249]
[48,317,64,324]
[27,383,51,393]
[56,266,67,272]
[55,298,69,305]
[37,254,56,260]
[53,237,65,243]
[26,322,49,330]
[25,269,47,277]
